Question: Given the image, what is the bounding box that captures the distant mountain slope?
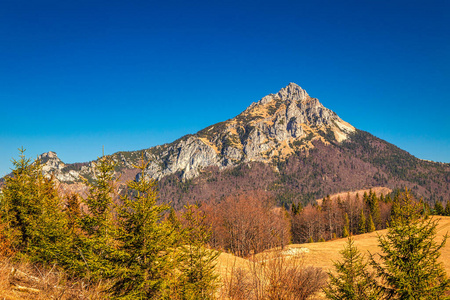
[157,130,450,208]
[30,83,450,207]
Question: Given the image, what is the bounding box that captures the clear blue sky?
[1,0,449,176]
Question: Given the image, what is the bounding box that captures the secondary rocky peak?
[36,151,88,182]
[38,151,59,160]
[276,82,309,102]
[38,151,64,168]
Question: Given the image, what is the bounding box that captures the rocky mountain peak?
[276,82,309,102]
[38,151,59,160]
[36,151,89,182]
[37,151,65,171]
[136,83,356,181]
[250,83,312,107]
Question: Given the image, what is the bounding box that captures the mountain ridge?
[36,83,356,181]
[24,83,450,206]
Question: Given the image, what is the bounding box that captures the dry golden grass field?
[288,215,450,273]
[217,216,450,272]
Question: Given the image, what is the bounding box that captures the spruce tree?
[385,194,392,203]
[31,173,71,264]
[1,148,41,252]
[109,159,181,299]
[79,155,117,279]
[434,201,444,215]
[445,201,450,217]
[62,192,87,275]
[324,237,378,300]
[370,188,450,299]
[358,210,366,234]
[81,155,116,239]
[0,148,69,263]
[323,195,334,240]
[363,191,369,204]
[367,214,376,233]
[343,213,350,238]
[369,191,381,229]
[65,193,81,234]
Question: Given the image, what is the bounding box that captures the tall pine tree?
[343,213,350,238]
[367,214,375,233]
[79,155,117,279]
[358,210,366,234]
[109,159,181,299]
[370,188,450,299]
[174,204,219,299]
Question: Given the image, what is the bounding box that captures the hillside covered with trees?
[0,150,449,299]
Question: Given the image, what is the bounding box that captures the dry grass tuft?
[0,258,107,300]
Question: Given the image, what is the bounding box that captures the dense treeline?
[291,190,393,243]
[433,199,450,216]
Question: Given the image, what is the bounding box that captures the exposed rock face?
[37,83,355,182]
[38,151,91,183]
[39,151,64,172]
[144,136,222,179]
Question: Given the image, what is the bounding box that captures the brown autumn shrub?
[222,250,326,300]
[222,267,254,300]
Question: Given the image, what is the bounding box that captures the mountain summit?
[137,83,355,180]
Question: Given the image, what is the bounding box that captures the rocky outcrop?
[38,151,92,183]
[38,151,64,172]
